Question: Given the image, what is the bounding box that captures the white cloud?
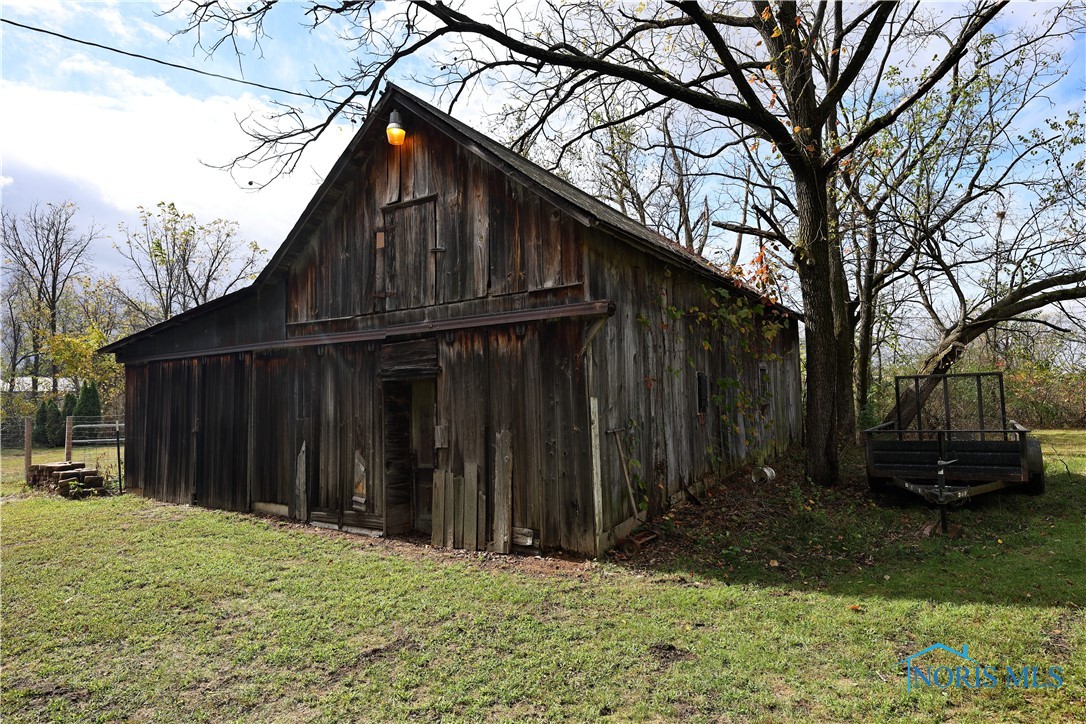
[0,62,352,253]
[0,175,13,188]
[134,18,172,43]
[0,0,82,28]
[89,3,133,41]
[2,0,171,43]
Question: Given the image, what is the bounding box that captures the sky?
[1,1,1083,284]
[0,1,374,275]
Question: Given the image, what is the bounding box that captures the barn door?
[381,199,437,311]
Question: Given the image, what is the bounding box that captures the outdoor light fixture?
[386,110,406,146]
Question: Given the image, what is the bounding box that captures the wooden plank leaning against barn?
[492,430,513,554]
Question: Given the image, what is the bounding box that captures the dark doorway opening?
[383,379,436,535]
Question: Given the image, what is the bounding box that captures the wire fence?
[72,415,125,447]
[1,414,125,488]
[0,416,26,450]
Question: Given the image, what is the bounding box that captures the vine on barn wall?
[654,274,788,462]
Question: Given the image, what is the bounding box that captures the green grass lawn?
[1,433,1083,721]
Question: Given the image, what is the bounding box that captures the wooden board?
[464,462,479,552]
[492,430,513,554]
[431,469,446,547]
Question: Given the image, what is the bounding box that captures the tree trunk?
[854,292,876,427]
[890,326,975,429]
[29,328,41,397]
[853,215,880,436]
[49,300,59,393]
[826,183,856,442]
[794,171,840,485]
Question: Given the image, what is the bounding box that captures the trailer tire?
[1023,440,1045,496]
[868,476,891,494]
[1023,470,1045,496]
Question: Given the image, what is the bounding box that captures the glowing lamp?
[386,110,406,146]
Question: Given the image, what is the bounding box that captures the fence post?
[115,420,123,492]
[65,416,74,462]
[24,416,32,485]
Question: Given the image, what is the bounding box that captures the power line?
[1,17,350,106]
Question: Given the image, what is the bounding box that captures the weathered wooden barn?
[103,85,802,556]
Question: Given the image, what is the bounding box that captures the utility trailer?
[863,372,1044,531]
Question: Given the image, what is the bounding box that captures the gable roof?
[103,84,795,355]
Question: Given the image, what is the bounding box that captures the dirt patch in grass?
[649,642,696,667]
[608,446,909,578]
[249,512,598,580]
[1043,609,1083,658]
[130,502,193,521]
[18,682,90,704]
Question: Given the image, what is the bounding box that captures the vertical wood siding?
[431,324,594,554]
[585,231,803,536]
[125,355,249,511]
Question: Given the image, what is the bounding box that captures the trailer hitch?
[891,459,959,534]
[935,459,956,534]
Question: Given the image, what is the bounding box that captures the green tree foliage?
[44,325,124,411]
[32,400,50,446]
[45,400,65,447]
[74,381,102,419]
[62,392,77,419]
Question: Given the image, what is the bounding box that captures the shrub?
[61,392,77,419]
[74,381,102,419]
[33,401,50,446]
[45,401,65,447]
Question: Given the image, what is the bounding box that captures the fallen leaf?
[849,604,863,612]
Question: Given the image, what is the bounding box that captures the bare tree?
[831,21,1086,427]
[564,100,725,256]
[1,201,98,393]
[891,163,1086,426]
[168,0,1081,484]
[1,274,31,393]
[114,202,265,327]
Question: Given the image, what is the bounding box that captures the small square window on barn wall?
[697,371,709,413]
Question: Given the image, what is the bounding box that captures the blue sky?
[1,1,1083,280]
